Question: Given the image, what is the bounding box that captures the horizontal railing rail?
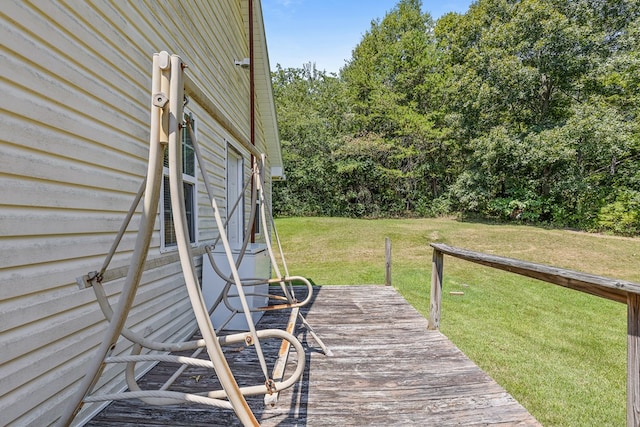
[428,243,640,427]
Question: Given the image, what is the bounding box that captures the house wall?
[0,1,276,425]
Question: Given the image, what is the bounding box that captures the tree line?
[272,0,640,235]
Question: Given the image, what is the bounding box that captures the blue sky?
[262,0,474,74]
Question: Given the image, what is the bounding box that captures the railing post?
[428,248,443,330]
[628,292,640,426]
[385,237,392,286]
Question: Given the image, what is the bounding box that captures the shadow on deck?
[87,285,540,426]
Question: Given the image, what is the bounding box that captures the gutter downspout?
[249,0,257,244]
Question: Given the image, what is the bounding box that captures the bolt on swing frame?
[57,52,307,427]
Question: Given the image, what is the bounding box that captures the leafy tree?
[271,0,640,234]
[341,0,454,215]
[271,64,346,216]
[439,0,640,231]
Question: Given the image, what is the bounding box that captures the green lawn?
[274,216,640,426]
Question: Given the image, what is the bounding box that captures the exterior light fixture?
[234,58,250,69]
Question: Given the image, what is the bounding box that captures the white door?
[226,147,244,248]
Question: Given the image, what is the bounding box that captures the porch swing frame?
[57,51,323,427]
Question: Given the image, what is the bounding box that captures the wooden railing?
[428,243,640,427]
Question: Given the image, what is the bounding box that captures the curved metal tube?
[256,276,313,311]
[166,55,258,426]
[206,156,308,315]
[115,330,305,406]
[188,114,270,385]
[256,160,296,304]
[92,279,206,352]
[198,154,260,316]
[61,51,321,427]
[83,390,233,410]
[209,329,306,398]
[57,52,170,427]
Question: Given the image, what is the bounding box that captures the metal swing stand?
[57,51,325,427]
[199,148,333,407]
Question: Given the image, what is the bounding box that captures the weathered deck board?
[87,285,540,426]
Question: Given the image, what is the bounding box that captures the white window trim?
[160,113,199,252]
[224,141,264,243]
[226,142,245,249]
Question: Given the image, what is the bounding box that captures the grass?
[274,216,640,426]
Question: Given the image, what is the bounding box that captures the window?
[161,113,197,250]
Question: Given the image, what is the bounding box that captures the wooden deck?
[87,285,540,426]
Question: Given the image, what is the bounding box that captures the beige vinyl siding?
[0,0,279,425]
